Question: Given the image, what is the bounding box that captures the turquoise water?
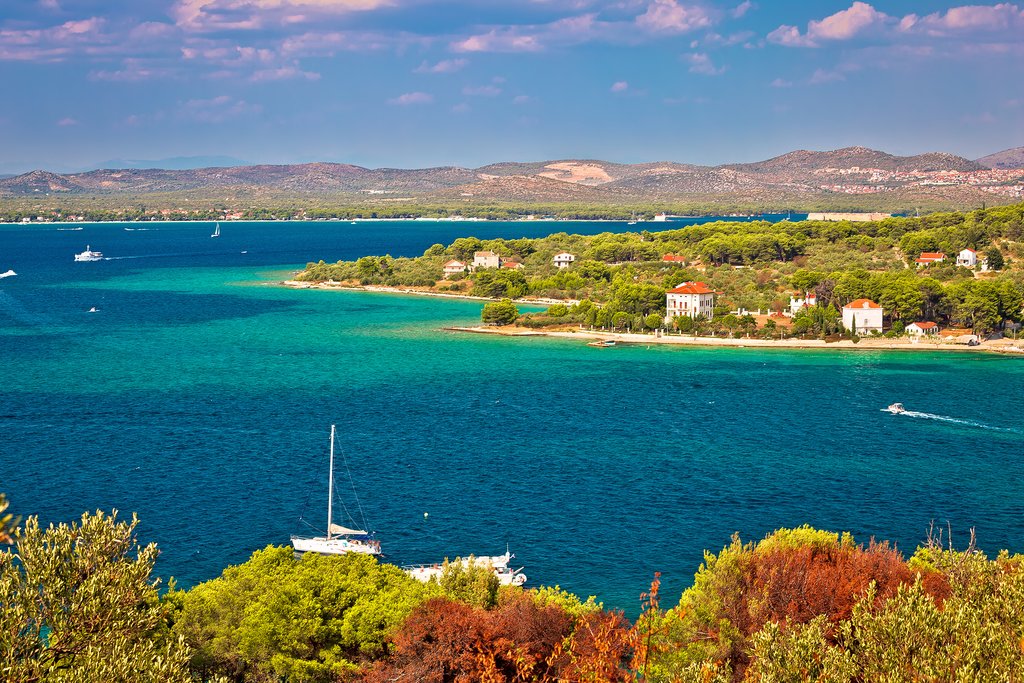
[1,220,1023,614]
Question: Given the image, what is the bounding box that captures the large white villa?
[665,281,716,324]
[842,299,884,334]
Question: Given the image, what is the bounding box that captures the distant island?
[288,202,1024,354]
[3,145,1023,223]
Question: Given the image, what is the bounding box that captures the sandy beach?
[280,280,577,306]
[444,326,1024,356]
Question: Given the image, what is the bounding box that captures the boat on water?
[0,269,15,279]
[404,549,527,586]
[74,246,103,262]
[291,425,381,557]
[587,340,617,348]
[88,307,98,313]
[884,403,906,414]
[211,222,221,238]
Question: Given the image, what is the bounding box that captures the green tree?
[481,299,519,325]
[985,246,1004,271]
[0,509,199,683]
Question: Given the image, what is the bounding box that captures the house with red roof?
[665,281,716,323]
[662,254,686,263]
[842,299,883,334]
[501,261,524,270]
[906,321,939,337]
[442,260,467,278]
[956,248,977,267]
[915,252,946,267]
[789,291,817,315]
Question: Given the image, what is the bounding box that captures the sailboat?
[291,425,382,556]
[211,222,221,238]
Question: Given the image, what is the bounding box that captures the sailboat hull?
[291,536,381,556]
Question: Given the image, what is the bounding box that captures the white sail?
[329,523,367,536]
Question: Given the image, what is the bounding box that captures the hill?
[976,146,1024,170]
[2,147,1021,214]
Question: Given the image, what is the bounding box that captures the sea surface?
[1,219,1022,616]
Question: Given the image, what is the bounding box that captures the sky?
[0,0,1022,172]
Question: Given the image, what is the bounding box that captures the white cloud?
[610,80,629,92]
[250,65,320,81]
[686,52,725,75]
[171,0,393,32]
[56,117,78,126]
[768,2,890,47]
[770,77,792,87]
[388,91,434,105]
[512,95,533,104]
[414,58,467,74]
[451,29,542,53]
[902,3,1024,35]
[636,0,714,34]
[732,1,754,19]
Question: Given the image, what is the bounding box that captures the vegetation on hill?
[297,202,1024,336]
[5,496,1024,682]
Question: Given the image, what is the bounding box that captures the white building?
[442,260,467,278]
[906,321,939,337]
[956,248,977,267]
[665,281,716,323]
[553,252,576,269]
[653,213,668,222]
[473,251,500,269]
[842,299,884,334]
[789,291,817,315]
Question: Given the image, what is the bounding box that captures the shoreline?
[281,280,1024,356]
[444,326,1024,356]
[280,280,577,306]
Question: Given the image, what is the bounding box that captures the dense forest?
[297,202,1024,337]
[4,494,1024,682]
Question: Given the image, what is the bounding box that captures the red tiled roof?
[669,281,715,295]
[909,321,938,329]
[918,252,945,259]
[662,254,687,262]
[501,261,522,268]
[443,260,464,267]
[844,298,881,309]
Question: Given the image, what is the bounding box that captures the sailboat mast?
[327,425,335,540]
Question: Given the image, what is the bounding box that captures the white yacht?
[291,425,381,557]
[0,269,15,279]
[211,222,221,238]
[884,403,906,414]
[74,246,103,262]
[404,549,527,586]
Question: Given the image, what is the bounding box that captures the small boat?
[211,222,221,238]
[0,269,15,279]
[291,425,381,557]
[88,307,98,313]
[884,403,906,414]
[587,340,617,348]
[404,549,527,586]
[74,246,103,262]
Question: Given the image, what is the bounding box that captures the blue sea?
[1,219,1022,616]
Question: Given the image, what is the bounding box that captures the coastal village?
[292,204,1024,352]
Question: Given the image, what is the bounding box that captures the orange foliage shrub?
[365,593,635,683]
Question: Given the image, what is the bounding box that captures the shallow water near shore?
[2,220,1023,616]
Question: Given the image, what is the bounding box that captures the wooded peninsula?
[295,202,1024,340]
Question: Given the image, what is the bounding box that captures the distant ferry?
[74,246,103,262]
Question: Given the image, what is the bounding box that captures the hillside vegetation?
[4,496,1024,682]
[298,202,1024,337]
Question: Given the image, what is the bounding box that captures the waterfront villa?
[442,260,467,278]
[789,291,817,315]
[906,321,939,337]
[553,252,576,269]
[957,248,978,267]
[842,299,884,334]
[473,251,501,269]
[915,252,946,267]
[665,281,716,323]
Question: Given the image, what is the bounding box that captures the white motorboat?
[404,549,527,586]
[291,425,381,556]
[884,403,906,414]
[0,269,15,279]
[74,246,103,262]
